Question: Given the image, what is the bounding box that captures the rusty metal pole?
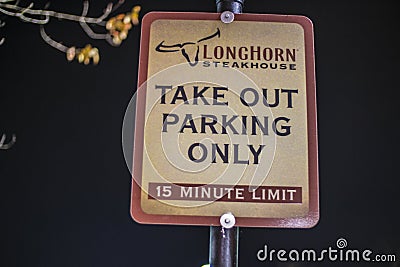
[209,2,244,267]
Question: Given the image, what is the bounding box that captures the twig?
[0,0,114,24]
[79,1,108,40]
[0,3,48,24]
[40,24,68,52]
[20,3,49,24]
[0,133,16,150]
[0,19,4,45]
[1,1,140,63]
[109,0,125,14]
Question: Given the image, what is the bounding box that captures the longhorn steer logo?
[155,28,220,67]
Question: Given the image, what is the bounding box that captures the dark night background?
[0,0,399,266]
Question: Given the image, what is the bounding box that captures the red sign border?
[131,11,319,228]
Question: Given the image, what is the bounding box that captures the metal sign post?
[209,213,239,267]
[209,3,244,267]
[216,0,244,14]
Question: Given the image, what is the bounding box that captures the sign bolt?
[220,212,236,228]
[220,11,235,24]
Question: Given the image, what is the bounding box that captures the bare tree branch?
[0,0,114,24]
[1,1,141,64]
[39,24,68,52]
[0,133,16,150]
[0,19,5,45]
[79,1,109,40]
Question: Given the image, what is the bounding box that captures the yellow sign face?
[131,12,318,228]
